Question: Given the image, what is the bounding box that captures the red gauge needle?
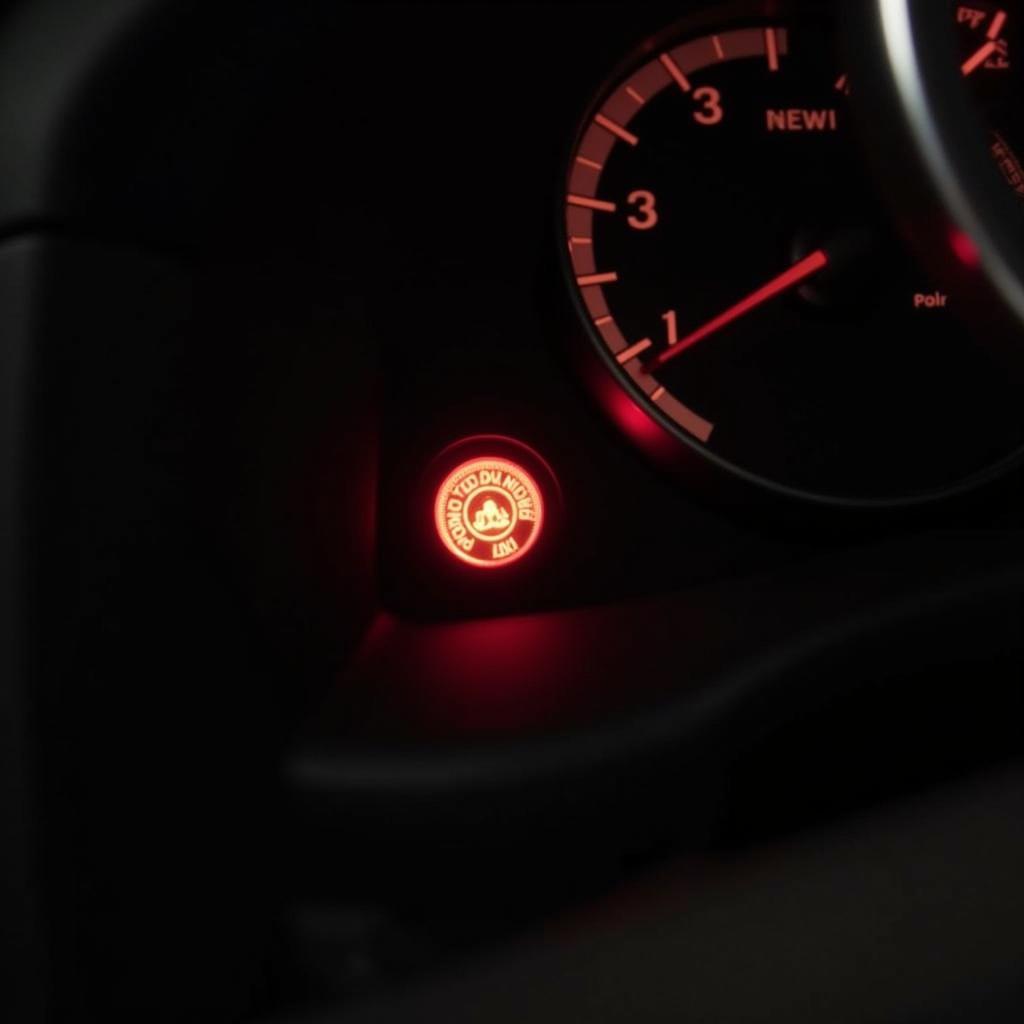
[645,249,829,372]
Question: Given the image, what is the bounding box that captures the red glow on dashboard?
[949,228,981,268]
[343,600,706,736]
[589,368,681,463]
[434,455,545,569]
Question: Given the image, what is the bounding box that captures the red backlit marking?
[651,386,666,402]
[578,129,615,169]
[835,73,850,94]
[569,236,592,246]
[913,290,948,309]
[435,456,545,570]
[662,309,679,347]
[626,190,659,230]
[683,28,775,69]
[577,271,619,287]
[594,315,613,327]
[581,286,610,319]
[603,87,646,127]
[568,194,617,213]
[659,52,692,93]
[617,338,653,364]
[571,242,597,276]
[573,164,603,194]
[631,61,674,103]
[991,131,1024,195]
[568,218,596,275]
[766,108,838,132]
[959,7,987,30]
[693,86,724,126]
[566,205,595,240]
[569,157,602,196]
[597,319,628,354]
[989,10,1008,39]
[647,250,829,370]
[595,113,639,146]
[660,392,715,442]
[576,155,604,171]
[765,28,780,71]
[963,40,998,75]
[626,85,645,105]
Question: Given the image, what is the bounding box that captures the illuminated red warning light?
[434,456,545,569]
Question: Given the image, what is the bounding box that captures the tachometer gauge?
[562,3,1024,506]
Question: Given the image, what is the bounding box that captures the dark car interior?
[2,1,1023,1021]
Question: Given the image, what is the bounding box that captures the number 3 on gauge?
[627,190,658,230]
[694,86,723,125]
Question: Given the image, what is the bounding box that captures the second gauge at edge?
[564,10,1024,505]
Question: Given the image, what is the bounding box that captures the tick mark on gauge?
[988,10,1008,39]
[659,53,692,93]
[575,155,604,171]
[568,194,617,213]
[626,86,645,105]
[577,272,619,287]
[651,387,666,402]
[712,35,726,60]
[962,40,998,76]
[765,28,780,71]
[616,338,653,364]
[595,113,639,146]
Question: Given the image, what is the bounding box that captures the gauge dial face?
[563,11,1024,504]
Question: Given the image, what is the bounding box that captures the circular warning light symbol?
[434,456,545,569]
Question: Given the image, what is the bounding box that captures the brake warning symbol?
[472,497,512,533]
[434,456,544,568]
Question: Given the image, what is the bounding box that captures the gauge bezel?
[558,0,1024,512]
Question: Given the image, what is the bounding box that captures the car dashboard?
[1,2,1023,1022]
